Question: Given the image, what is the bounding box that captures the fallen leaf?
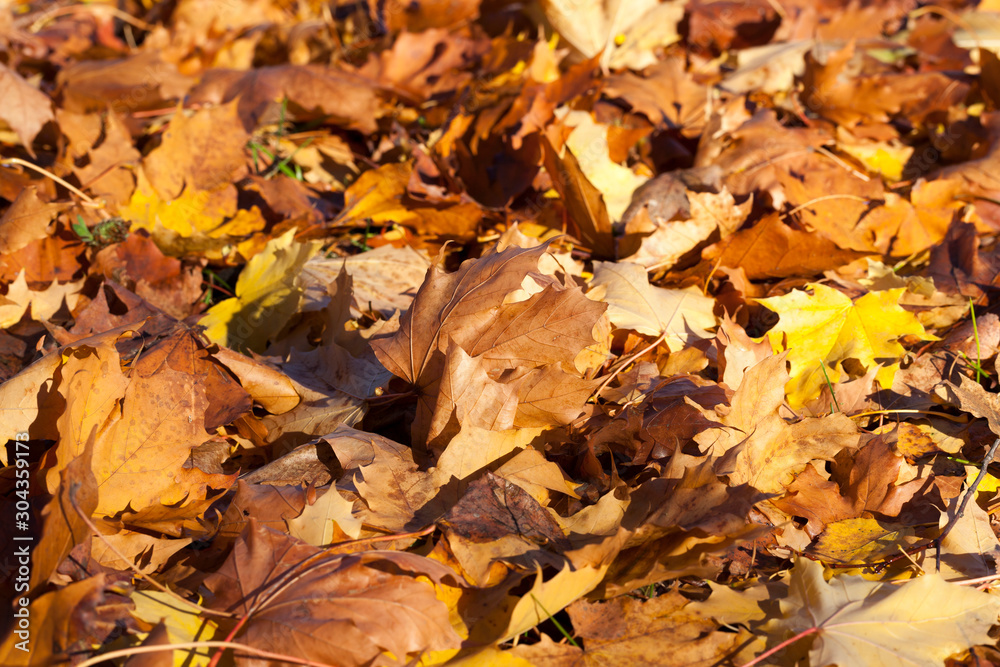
[0,63,55,155]
[204,521,462,667]
[0,187,64,255]
[589,261,716,350]
[769,558,1000,667]
[757,284,936,408]
[199,228,321,352]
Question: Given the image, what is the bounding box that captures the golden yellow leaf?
[805,517,917,565]
[341,161,482,238]
[495,563,609,643]
[131,591,218,667]
[199,228,321,352]
[562,111,648,221]
[119,168,266,257]
[757,284,936,408]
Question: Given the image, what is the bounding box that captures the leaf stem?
[740,626,818,667]
[936,437,1000,563]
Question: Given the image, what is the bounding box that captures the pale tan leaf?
[773,558,1000,667]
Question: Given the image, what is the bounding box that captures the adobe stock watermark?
[9,431,32,654]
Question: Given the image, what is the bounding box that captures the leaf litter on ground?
[7,1,1000,667]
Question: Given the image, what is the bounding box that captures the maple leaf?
[29,448,98,598]
[0,63,55,156]
[698,212,870,280]
[0,576,110,666]
[130,592,217,667]
[199,228,321,352]
[337,161,483,240]
[768,558,1000,667]
[694,354,861,495]
[204,521,462,667]
[0,270,84,328]
[560,110,649,221]
[589,260,716,349]
[511,592,754,667]
[41,328,246,516]
[540,134,615,257]
[372,242,606,445]
[757,283,937,408]
[0,187,65,255]
[371,243,551,385]
[14,0,1000,661]
[119,169,268,259]
[142,100,249,200]
[301,243,432,318]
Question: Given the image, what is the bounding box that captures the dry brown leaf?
[0,63,54,156]
[0,187,63,255]
[511,592,755,667]
[43,329,244,516]
[204,521,462,667]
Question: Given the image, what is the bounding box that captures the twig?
[1,157,110,219]
[29,4,155,32]
[782,194,870,219]
[956,572,1000,587]
[812,147,871,182]
[935,436,1000,572]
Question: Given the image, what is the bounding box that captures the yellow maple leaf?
[199,228,320,352]
[757,284,936,408]
[119,168,266,258]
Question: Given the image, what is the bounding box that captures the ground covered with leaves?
[9,0,1000,665]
